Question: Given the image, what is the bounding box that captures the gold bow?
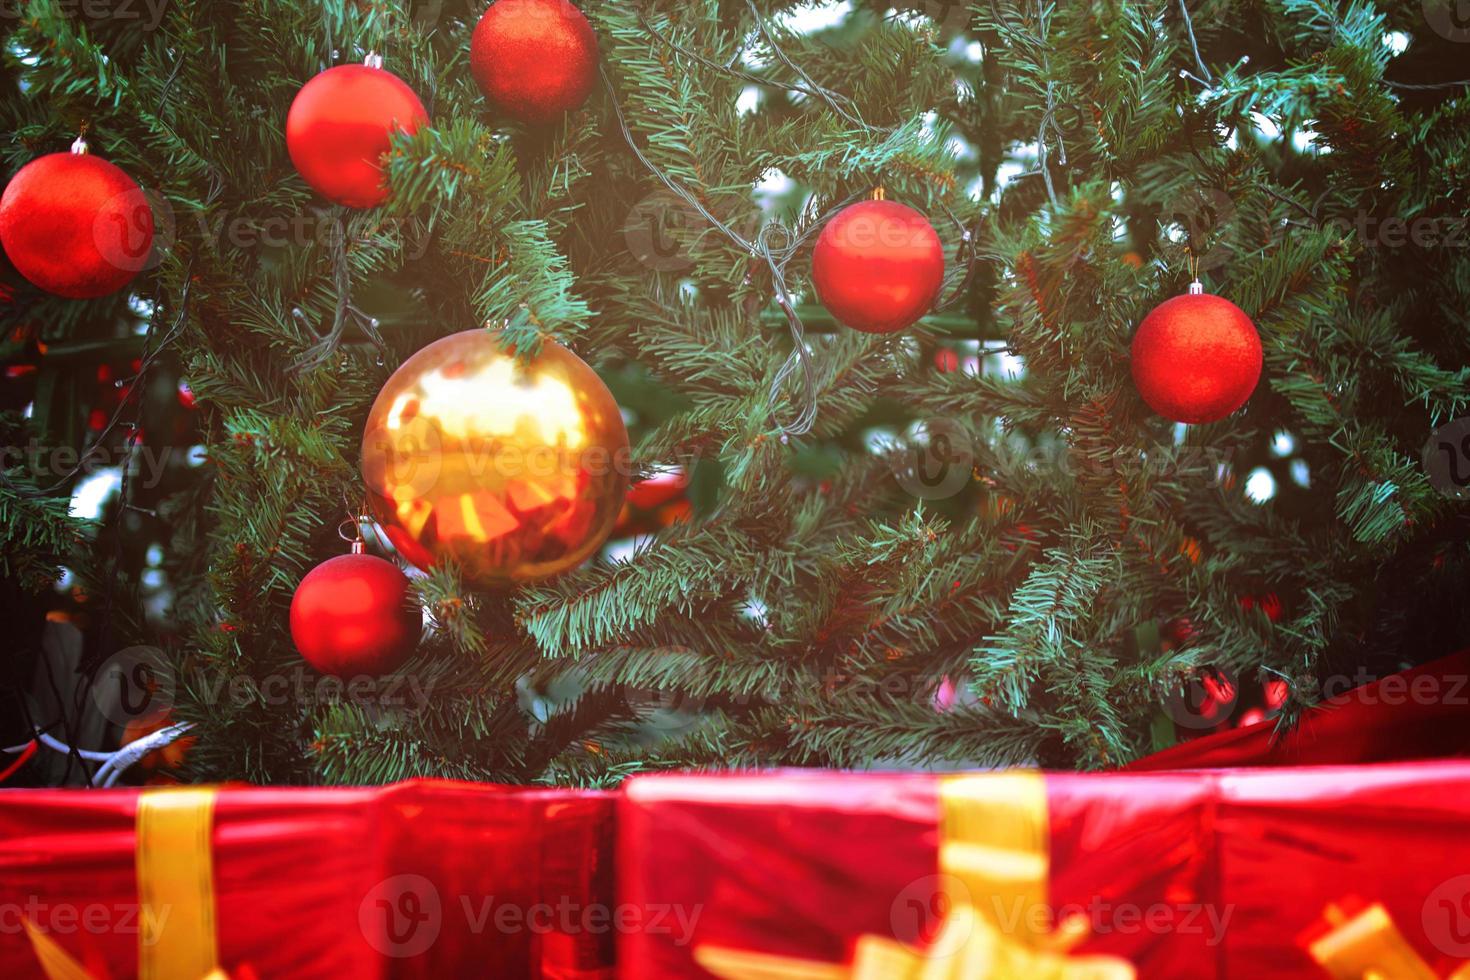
[25,787,223,980]
[694,772,1136,980]
[1308,903,1470,980]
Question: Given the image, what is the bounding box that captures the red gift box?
[1132,648,1470,771]
[0,780,614,979]
[617,763,1470,978]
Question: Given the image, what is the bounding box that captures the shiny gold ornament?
[360,329,630,586]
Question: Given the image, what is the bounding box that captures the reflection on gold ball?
[360,329,630,586]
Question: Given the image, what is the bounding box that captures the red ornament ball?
[1131,290,1263,424]
[289,553,420,676]
[0,151,154,299]
[286,63,428,208]
[812,200,945,334]
[470,0,599,123]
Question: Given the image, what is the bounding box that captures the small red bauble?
[289,553,420,676]
[812,200,945,334]
[1131,287,1263,424]
[470,0,599,123]
[0,148,154,299]
[285,62,428,208]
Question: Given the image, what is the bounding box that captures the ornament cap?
[339,517,368,554]
[364,51,383,69]
[871,185,887,202]
[70,136,90,156]
[1188,280,1205,295]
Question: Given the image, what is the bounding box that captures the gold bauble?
[360,329,630,586]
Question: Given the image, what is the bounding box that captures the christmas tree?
[3,0,1469,788]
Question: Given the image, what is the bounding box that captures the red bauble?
[470,0,599,123]
[626,468,690,510]
[1131,289,1263,424]
[811,200,945,334]
[285,63,428,208]
[289,553,420,676]
[0,150,154,299]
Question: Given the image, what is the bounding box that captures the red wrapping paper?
[618,763,1470,978]
[0,780,614,979]
[1132,648,1470,771]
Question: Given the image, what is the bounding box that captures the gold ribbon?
[25,786,223,980]
[21,921,92,980]
[695,772,1136,979]
[1307,903,1470,980]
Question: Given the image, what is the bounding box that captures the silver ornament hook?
[338,512,370,554]
[364,51,383,69]
[1186,250,1204,294]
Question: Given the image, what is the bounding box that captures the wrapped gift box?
[1132,648,1470,771]
[0,780,614,979]
[618,763,1470,979]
